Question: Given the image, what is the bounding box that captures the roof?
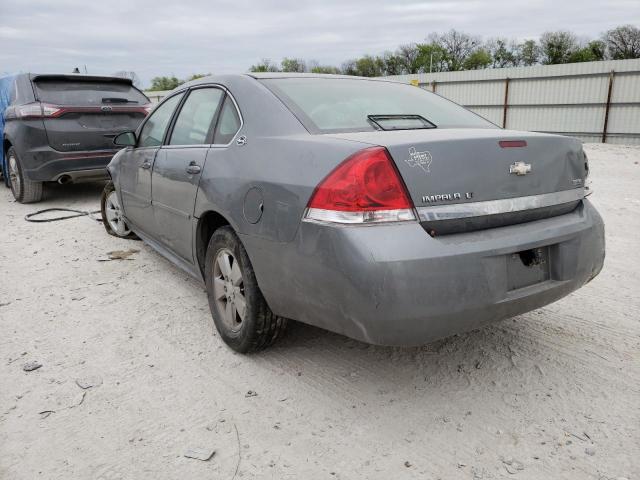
[245,72,401,83]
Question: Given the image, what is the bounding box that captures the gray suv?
[2,74,150,203]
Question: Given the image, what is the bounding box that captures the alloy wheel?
[213,248,246,332]
[104,190,131,236]
[8,155,20,196]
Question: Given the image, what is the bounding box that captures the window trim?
[135,89,187,149]
[164,83,243,148]
[165,86,226,148]
[208,84,243,147]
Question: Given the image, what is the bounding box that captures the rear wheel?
[7,147,43,203]
[205,226,287,353]
[101,181,136,239]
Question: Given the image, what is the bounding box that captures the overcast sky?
[1,0,638,87]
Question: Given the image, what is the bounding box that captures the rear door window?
[169,88,224,146]
[213,96,241,144]
[34,79,148,106]
[138,93,185,148]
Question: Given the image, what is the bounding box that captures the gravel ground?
[0,144,638,480]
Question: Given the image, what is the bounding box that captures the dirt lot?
[0,144,638,480]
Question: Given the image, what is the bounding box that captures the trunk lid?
[33,76,149,152]
[328,128,587,234]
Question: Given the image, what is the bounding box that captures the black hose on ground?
[25,208,102,223]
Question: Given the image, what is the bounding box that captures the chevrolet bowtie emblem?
[509,161,532,176]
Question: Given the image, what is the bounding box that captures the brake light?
[143,104,153,115]
[499,140,527,148]
[15,102,64,119]
[304,147,416,224]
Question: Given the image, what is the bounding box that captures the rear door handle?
[186,163,201,174]
[141,161,151,169]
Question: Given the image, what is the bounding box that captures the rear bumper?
[19,146,116,182]
[243,199,605,346]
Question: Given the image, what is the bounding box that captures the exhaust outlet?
[57,175,71,185]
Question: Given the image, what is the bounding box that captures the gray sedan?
[102,73,605,353]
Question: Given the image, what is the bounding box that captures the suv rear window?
[34,80,148,106]
[262,77,495,133]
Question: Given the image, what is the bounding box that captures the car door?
[150,87,225,262]
[118,92,185,235]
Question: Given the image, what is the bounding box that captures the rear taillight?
[142,104,153,115]
[16,102,64,119]
[304,146,416,224]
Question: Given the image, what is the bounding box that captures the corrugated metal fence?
[384,58,640,145]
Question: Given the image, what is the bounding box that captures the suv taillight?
[142,104,153,115]
[304,146,416,224]
[16,102,64,119]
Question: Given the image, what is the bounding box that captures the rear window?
[262,78,495,133]
[34,79,148,106]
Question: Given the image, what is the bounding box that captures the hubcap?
[8,155,20,195]
[213,249,246,332]
[104,191,131,236]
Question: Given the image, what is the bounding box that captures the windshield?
[262,77,495,133]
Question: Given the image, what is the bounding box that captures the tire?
[100,181,137,239]
[7,147,43,203]
[205,226,287,353]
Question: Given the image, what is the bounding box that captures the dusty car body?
[103,73,605,352]
[2,73,150,202]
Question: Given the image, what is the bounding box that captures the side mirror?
[114,131,136,147]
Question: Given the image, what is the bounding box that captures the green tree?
[249,59,280,72]
[341,59,358,76]
[604,25,640,59]
[148,76,183,91]
[540,31,578,64]
[463,48,492,70]
[352,55,385,77]
[488,39,518,68]
[396,44,421,74]
[185,73,210,81]
[310,65,341,74]
[518,40,540,66]
[381,51,403,75]
[415,43,448,72]
[431,30,481,71]
[281,58,306,73]
[568,41,606,63]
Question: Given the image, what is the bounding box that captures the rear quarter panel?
[193,76,371,243]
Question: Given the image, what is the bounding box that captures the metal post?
[502,77,510,128]
[602,70,615,143]
[432,81,437,93]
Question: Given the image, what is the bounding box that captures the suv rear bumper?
[20,147,117,182]
[243,199,605,346]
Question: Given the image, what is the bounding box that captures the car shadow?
[40,180,107,204]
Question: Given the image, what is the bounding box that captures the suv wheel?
[205,226,287,353]
[7,147,43,203]
[101,181,137,239]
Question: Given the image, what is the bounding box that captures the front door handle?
[141,161,151,169]
[186,163,201,175]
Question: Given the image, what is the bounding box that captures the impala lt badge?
[422,192,473,203]
[509,161,532,176]
[405,147,432,173]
